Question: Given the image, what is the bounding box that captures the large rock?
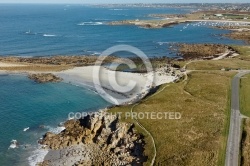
[39,112,147,165]
[28,73,62,83]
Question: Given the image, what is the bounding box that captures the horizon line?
[0,2,249,4]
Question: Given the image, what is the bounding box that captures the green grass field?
[109,45,250,166]
[240,73,250,165]
[241,119,250,166]
[2,43,250,166]
[109,71,235,166]
[184,46,250,71]
[240,74,250,117]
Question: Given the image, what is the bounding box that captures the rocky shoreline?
[173,43,238,60]
[225,29,250,44]
[38,112,147,166]
[214,25,250,43]
[0,56,117,67]
[108,20,186,29]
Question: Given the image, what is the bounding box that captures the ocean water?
[0,4,246,166]
[0,74,109,165]
[0,4,244,57]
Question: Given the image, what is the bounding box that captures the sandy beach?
[54,66,179,104]
[0,61,180,165]
[0,62,179,104]
[0,62,27,67]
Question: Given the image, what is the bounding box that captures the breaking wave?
[77,22,104,26]
[43,34,56,37]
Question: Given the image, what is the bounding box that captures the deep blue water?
[0,4,246,166]
[0,4,244,57]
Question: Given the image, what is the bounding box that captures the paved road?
[225,71,250,166]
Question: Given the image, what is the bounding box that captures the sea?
[0,4,245,166]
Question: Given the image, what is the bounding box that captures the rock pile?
[28,73,62,83]
[38,112,147,166]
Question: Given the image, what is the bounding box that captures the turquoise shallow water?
[0,74,109,165]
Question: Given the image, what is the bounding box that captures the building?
[214,14,223,17]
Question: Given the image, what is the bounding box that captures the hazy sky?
[0,0,249,3]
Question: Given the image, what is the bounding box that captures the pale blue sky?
[0,0,249,3]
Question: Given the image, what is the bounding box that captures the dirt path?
[130,85,169,166]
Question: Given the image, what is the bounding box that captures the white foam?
[86,50,101,55]
[77,22,103,26]
[94,18,111,21]
[24,30,37,35]
[43,34,56,37]
[110,9,127,11]
[23,127,30,132]
[116,40,132,43]
[9,140,18,149]
[157,42,177,45]
[28,146,49,166]
[45,126,65,134]
[68,117,74,120]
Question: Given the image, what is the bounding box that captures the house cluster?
[202,13,249,20]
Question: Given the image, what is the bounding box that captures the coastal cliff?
[38,112,147,166]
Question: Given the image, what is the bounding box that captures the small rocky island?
[38,112,147,166]
[28,73,62,83]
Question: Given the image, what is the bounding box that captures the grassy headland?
[180,46,250,70]
[109,70,235,166]
[108,10,250,29]
[108,43,250,166]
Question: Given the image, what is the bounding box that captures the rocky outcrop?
[214,26,250,43]
[215,26,250,31]
[225,30,250,44]
[109,20,183,29]
[149,14,187,19]
[38,112,147,166]
[28,73,62,83]
[0,55,117,67]
[173,43,237,60]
